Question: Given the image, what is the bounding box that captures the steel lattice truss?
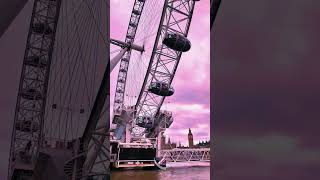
[113,0,146,113]
[8,0,62,179]
[159,148,210,162]
[135,0,195,124]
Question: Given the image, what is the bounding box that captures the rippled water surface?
[111,166,210,180]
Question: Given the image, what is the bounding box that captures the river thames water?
[111,166,210,180]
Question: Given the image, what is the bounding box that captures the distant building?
[160,128,210,150]
[188,128,194,148]
[160,134,177,150]
[194,140,210,148]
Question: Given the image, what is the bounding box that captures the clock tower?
[188,128,194,148]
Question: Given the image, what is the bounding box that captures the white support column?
[110,48,127,72]
[157,131,164,157]
[125,126,131,143]
[110,40,144,72]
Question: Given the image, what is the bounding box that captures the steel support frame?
[73,58,110,179]
[159,148,210,162]
[8,0,62,179]
[82,114,111,179]
[134,0,196,136]
[64,130,110,179]
[85,131,111,178]
[113,0,146,113]
[147,110,173,138]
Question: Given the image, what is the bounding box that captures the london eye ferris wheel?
[8,0,199,179]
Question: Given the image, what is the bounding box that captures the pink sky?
[110,0,210,146]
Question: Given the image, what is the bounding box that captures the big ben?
[188,128,194,148]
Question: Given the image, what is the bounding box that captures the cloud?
[162,102,210,145]
[165,103,210,114]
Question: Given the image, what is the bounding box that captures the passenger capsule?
[21,88,42,100]
[148,82,174,96]
[15,120,39,132]
[163,33,191,52]
[32,23,53,35]
[136,116,154,129]
[25,56,47,68]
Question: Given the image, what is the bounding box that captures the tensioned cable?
[44,0,108,141]
[122,0,163,108]
[60,2,94,140]
[116,0,165,136]
[51,0,94,140]
[125,1,154,101]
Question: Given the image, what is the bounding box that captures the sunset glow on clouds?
[111,0,210,146]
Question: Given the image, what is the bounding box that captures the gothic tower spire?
[188,128,194,148]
